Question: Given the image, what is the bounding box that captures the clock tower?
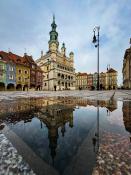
[48,15,59,53]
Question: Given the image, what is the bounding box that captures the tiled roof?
[77,72,88,76]
[0,51,29,67]
[0,51,11,62]
[24,54,35,64]
[107,68,117,73]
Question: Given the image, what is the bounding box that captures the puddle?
[0,97,131,175]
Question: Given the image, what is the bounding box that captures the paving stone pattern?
[92,131,131,175]
[0,132,35,175]
[0,90,131,102]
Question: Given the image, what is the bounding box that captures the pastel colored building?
[87,73,93,90]
[105,67,117,90]
[0,51,43,91]
[36,66,43,90]
[76,72,88,90]
[7,52,30,91]
[0,55,6,90]
[93,72,98,90]
[0,51,16,90]
[99,72,106,90]
[24,54,43,90]
[6,60,16,89]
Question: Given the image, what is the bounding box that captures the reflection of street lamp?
[92,100,100,153]
[92,26,100,90]
[96,100,100,152]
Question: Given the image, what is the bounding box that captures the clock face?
[51,43,56,50]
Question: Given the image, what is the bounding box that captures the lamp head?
[92,31,97,43]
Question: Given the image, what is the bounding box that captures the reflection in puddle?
[0,97,131,175]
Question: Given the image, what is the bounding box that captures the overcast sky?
[0,0,131,85]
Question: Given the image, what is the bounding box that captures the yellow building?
[99,72,106,90]
[16,64,30,90]
[122,43,131,89]
[76,72,88,90]
[105,67,117,90]
[8,52,30,90]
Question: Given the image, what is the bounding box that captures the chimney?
[24,48,27,56]
[24,52,27,56]
[107,65,108,71]
[8,48,10,53]
[41,50,43,57]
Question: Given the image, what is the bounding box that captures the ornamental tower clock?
[48,15,59,53]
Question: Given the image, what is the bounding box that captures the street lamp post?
[92,26,100,90]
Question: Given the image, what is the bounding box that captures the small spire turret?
[61,42,66,56]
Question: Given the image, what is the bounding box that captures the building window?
[47,66,48,71]
[47,75,48,78]
[0,65,4,70]
[10,66,14,71]
[19,70,21,74]
[45,83,46,86]
[9,75,13,80]
[18,77,21,81]
[25,70,28,74]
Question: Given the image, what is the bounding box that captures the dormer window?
[0,56,2,60]
[17,59,21,62]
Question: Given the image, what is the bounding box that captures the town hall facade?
[36,16,76,91]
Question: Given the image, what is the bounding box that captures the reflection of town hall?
[36,16,76,91]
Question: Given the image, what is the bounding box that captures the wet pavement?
[0,94,131,175]
[0,90,131,102]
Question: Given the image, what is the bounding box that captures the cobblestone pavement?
[0,130,35,175]
[0,90,131,175]
[92,131,131,175]
[0,90,131,101]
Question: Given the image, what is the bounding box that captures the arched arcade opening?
[16,84,22,91]
[7,83,15,91]
[0,82,5,91]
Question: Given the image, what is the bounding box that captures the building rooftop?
[107,68,117,73]
[76,72,88,76]
[0,51,29,67]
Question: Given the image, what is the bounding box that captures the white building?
[36,16,76,91]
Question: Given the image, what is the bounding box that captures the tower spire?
[53,14,55,23]
[48,15,59,51]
